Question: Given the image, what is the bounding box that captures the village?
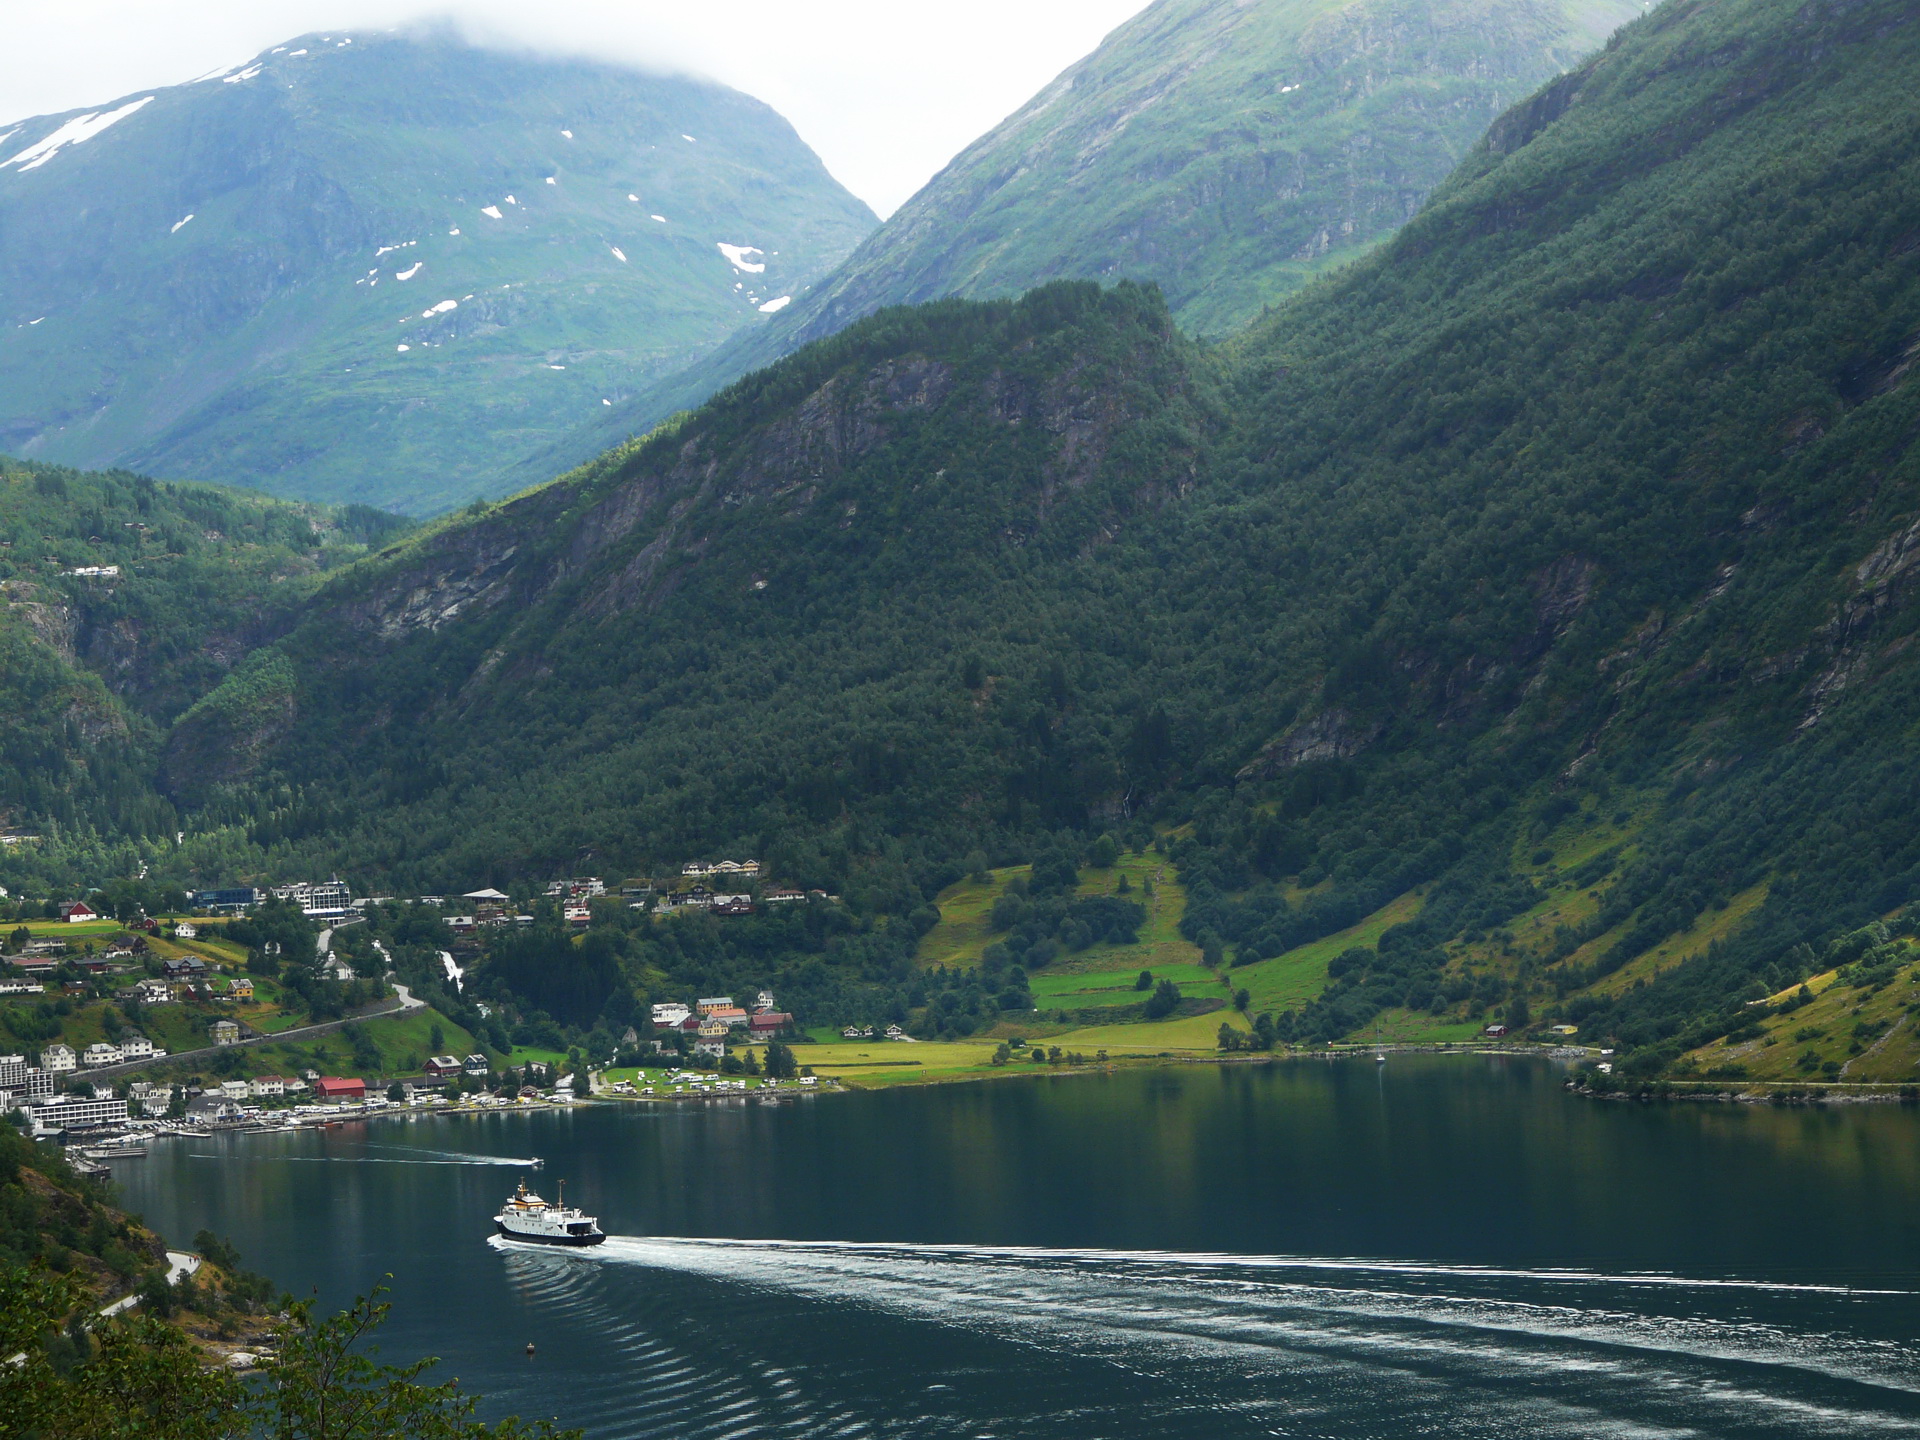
[0,860,850,1153]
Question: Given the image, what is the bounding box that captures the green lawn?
[1050,1009,1250,1052]
[1232,889,1427,1014]
[1029,962,1219,1009]
[140,1006,483,1082]
[1364,1008,1488,1044]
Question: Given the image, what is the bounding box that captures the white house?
[81,1042,122,1068]
[209,1019,241,1046]
[220,1079,251,1100]
[119,1033,154,1059]
[250,1075,287,1098]
[694,1017,728,1058]
[173,922,198,939]
[128,1081,172,1117]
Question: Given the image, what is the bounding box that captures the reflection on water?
[116,1057,1920,1439]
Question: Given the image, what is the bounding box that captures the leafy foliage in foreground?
[0,1267,578,1440]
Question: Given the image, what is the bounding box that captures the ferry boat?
[493,1179,606,1247]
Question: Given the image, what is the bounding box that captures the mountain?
[6,0,1919,1077]
[0,30,876,514]
[550,0,1642,470]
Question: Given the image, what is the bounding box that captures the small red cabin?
[314,1076,366,1099]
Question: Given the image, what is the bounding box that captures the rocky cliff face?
[159,283,1207,804]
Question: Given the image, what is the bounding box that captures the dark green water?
[117,1056,1920,1438]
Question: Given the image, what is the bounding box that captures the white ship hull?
[495,1218,605,1247]
[492,1178,605,1246]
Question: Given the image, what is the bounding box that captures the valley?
[17,0,1920,1434]
[4,0,1919,1096]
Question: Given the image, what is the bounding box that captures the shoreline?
[82,1048,1915,1162]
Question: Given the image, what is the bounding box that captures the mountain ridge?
[543,0,1641,476]
[0,29,876,514]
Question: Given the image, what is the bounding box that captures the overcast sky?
[0,1,1150,216]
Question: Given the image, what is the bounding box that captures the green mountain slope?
[9,0,1920,1078]
[0,30,875,514]
[551,0,1638,472]
[0,457,408,885]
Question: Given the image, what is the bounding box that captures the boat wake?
[494,1234,1920,1438]
[366,1144,541,1167]
[191,1148,540,1168]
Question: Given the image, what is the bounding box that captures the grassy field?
[145,1006,486,1082]
[1360,1008,1487,1045]
[1580,883,1771,996]
[1231,890,1426,1014]
[917,853,1204,978]
[1685,946,1920,1083]
[1048,1009,1250,1053]
[785,1037,1008,1087]
[1028,962,1219,1009]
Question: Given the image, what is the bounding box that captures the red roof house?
[314,1076,366,1099]
[61,901,99,923]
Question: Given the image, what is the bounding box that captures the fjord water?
[119,1057,1920,1438]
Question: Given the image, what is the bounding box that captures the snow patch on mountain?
[3,97,153,172]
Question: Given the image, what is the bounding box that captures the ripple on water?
[468,1236,1920,1440]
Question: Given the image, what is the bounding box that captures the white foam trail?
[595,1236,1910,1297]
[192,1151,539,1167]
[542,1234,1920,1428]
[363,1144,540,1166]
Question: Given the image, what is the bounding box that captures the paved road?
[100,1251,200,1317]
[78,991,418,1082]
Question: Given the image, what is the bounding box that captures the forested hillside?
[3,0,1917,1078]
[0,30,875,513]
[0,459,408,886]
[558,0,1638,467]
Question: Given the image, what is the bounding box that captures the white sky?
[0,1,1151,216]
